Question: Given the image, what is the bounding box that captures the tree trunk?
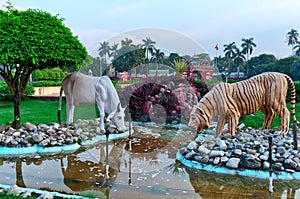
[13,93,21,129]
[16,159,25,187]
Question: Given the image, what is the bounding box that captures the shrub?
[30,80,61,87]
[0,81,35,100]
[32,68,68,81]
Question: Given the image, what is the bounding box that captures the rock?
[210,150,225,157]
[285,169,295,173]
[239,158,261,169]
[179,147,187,155]
[277,146,286,155]
[233,149,242,156]
[12,131,21,137]
[4,136,13,144]
[37,193,54,199]
[46,129,56,135]
[200,156,210,164]
[283,159,298,170]
[213,157,220,165]
[195,136,205,144]
[187,141,198,150]
[198,145,210,155]
[263,161,270,170]
[38,124,49,129]
[194,155,202,162]
[185,150,197,160]
[220,156,229,163]
[10,139,18,146]
[7,185,19,195]
[226,158,240,169]
[33,134,43,143]
[24,122,36,132]
[272,163,284,171]
[218,140,227,150]
[5,127,14,136]
[259,155,269,161]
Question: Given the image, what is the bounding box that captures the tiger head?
[188,106,210,134]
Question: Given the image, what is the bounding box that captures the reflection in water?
[184,161,300,199]
[0,125,300,198]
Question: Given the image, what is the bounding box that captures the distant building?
[148,69,169,76]
[185,56,214,80]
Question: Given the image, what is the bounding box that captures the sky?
[2,0,300,59]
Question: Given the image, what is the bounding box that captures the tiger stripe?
[188,72,300,137]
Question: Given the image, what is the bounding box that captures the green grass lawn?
[0,99,98,125]
[240,103,300,130]
[0,99,300,130]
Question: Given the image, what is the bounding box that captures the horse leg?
[66,102,73,124]
[70,105,75,123]
[97,101,106,133]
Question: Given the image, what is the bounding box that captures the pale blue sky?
[3,0,300,59]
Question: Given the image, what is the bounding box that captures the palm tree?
[223,42,237,77]
[286,28,299,56]
[294,42,300,57]
[110,42,119,59]
[241,37,256,77]
[150,49,165,77]
[141,37,156,60]
[121,37,133,47]
[98,41,111,64]
[234,48,245,78]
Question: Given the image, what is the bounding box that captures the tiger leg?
[261,106,276,130]
[216,114,227,137]
[275,105,290,136]
[228,112,240,137]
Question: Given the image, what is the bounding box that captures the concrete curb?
[176,151,300,180]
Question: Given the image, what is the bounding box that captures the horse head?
[106,102,126,132]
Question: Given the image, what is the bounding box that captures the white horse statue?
[57,72,126,133]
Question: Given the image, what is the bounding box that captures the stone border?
[0,130,131,158]
[176,152,300,180]
[0,184,88,199]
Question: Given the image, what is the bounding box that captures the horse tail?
[57,73,73,124]
[57,86,63,124]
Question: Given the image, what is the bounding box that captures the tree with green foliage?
[294,42,300,57]
[110,42,119,59]
[286,28,299,56]
[223,42,237,75]
[233,48,245,78]
[121,38,134,48]
[0,4,87,128]
[150,49,165,77]
[247,54,277,77]
[98,41,111,66]
[141,37,156,61]
[241,37,256,77]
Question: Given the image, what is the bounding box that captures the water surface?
[0,124,299,198]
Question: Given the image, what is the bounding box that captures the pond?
[0,124,300,199]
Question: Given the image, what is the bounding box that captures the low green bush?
[29,80,62,87]
[0,81,34,100]
[32,68,68,81]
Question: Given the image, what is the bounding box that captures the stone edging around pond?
[177,126,300,180]
[0,184,88,199]
[177,151,300,180]
[0,130,130,158]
